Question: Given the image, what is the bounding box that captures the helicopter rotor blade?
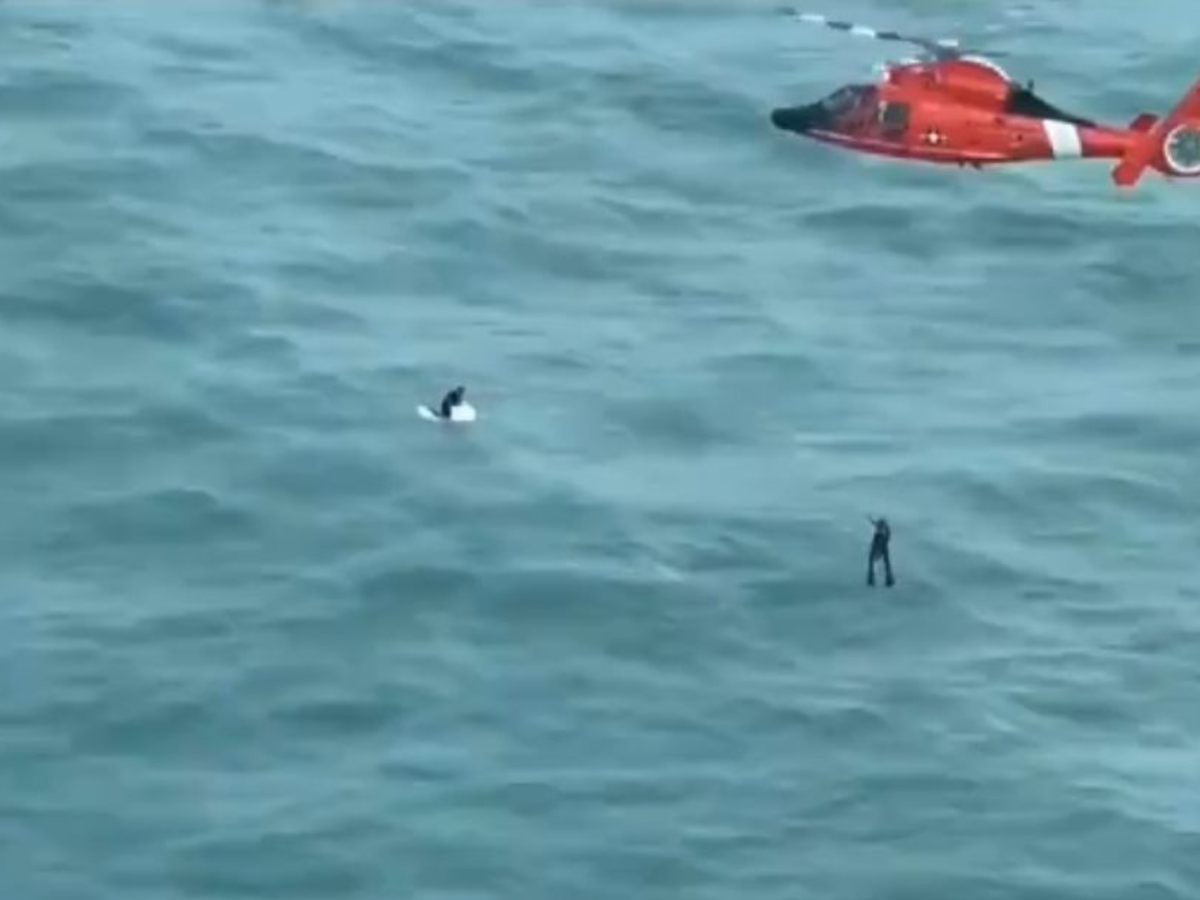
[778,8,1004,62]
[779,8,959,59]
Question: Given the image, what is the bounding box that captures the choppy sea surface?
[2,1,1198,897]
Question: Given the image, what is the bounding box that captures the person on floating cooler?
[439,385,466,420]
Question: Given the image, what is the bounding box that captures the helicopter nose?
[771,104,822,135]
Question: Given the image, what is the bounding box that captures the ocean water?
[2,1,1199,897]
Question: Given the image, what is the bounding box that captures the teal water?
[2,1,1199,897]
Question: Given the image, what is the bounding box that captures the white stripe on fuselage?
[1041,119,1082,158]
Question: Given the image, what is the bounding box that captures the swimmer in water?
[439,385,466,419]
[866,516,894,587]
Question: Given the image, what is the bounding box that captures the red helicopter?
[769,10,1200,187]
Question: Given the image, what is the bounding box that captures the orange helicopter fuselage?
[772,57,1139,168]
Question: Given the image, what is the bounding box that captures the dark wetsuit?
[867,518,894,587]
[439,387,465,419]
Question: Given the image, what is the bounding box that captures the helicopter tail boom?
[1112,73,1200,186]
[1129,113,1158,133]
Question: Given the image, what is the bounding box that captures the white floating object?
[417,402,477,423]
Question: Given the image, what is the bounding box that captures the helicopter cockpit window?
[820,85,869,115]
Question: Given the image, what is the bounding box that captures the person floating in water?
[867,516,894,587]
[439,385,466,419]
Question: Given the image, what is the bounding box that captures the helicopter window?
[820,85,869,115]
[878,101,910,137]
